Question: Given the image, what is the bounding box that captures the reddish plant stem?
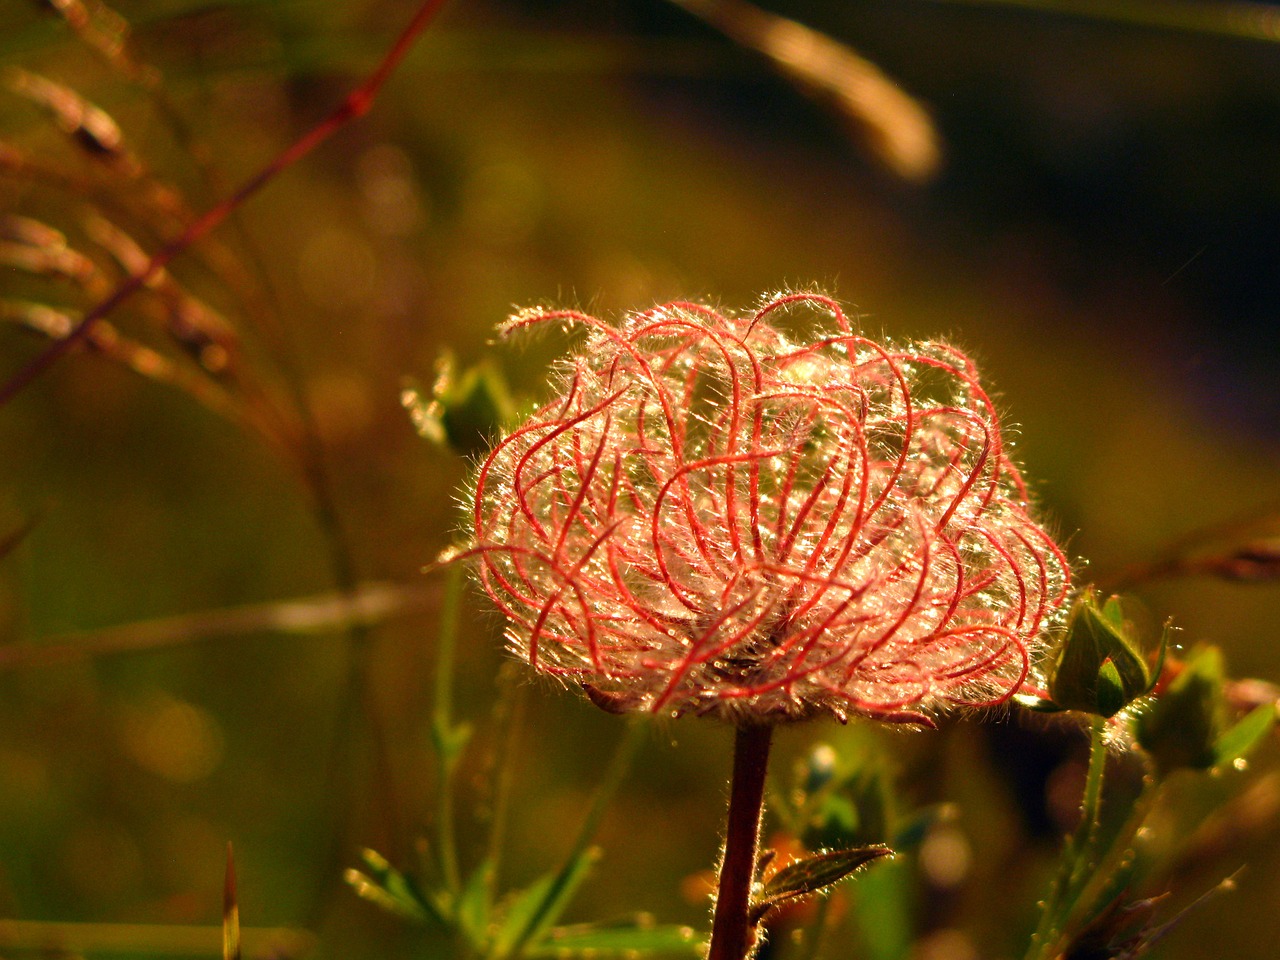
[0,0,452,408]
[708,723,774,960]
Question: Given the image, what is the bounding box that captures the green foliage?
[346,849,445,925]
[783,743,896,852]
[1135,645,1277,777]
[346,842,702,959]
[346,591,696,959]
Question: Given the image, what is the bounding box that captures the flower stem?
[709,723,774,960]
[1026,714,1109,960]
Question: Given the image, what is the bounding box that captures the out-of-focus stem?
[504,720,646,960]
[797,890,832,960]
[708,723,774,960]
[433,562,465,895]
[486,666,529,894]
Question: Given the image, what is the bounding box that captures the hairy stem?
[709,723,774,960]
[1026,714,1109,960]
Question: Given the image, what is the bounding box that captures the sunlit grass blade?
[344,848,445,926]
[669,0,942,181]
[223,844,241,960]
[491,847,602,959]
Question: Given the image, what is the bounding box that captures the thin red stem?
[0,0,451,408]
[708,723,774,960]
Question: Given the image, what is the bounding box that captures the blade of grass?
[431,562,468,897]
[670,0,941,182]
[223,844,241,960]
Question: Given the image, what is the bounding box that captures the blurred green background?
[1,1,1279,958]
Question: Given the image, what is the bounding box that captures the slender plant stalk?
[1026,715,1109,960]
[921,0,1280,44]
[486,665,530,895]
[433,562,466,895]
[1067,717,1111,890]
[1065,773,1162,932]
[709,724,774,960]
[797,889,833,960]
[504,720,647,960]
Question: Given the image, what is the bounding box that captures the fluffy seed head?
[469,294,1069,724]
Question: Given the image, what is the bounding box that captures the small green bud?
[1134,645,1224,775]
[1133,645,1276,778]
[403,352,514,457]
[1046,588,1157,718]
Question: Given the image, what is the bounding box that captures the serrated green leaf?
[526,920,703,957]
[755,845,892,917]
[492,846,602,956]
[1214,703,1276,767]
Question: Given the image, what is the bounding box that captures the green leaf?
[525,919,703,957]
[492,846,602,956]
[1101,595,1126,629]
[1135,644,1226,775]
[456,860,494,947]
[1214,703,1276,767]
[754,845,892,918]
[1095,658,1127,719]
[346,849,442,925]
[404,353,514,457]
